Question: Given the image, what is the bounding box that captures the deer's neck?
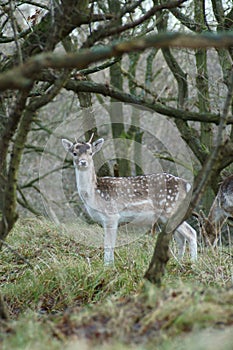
[74,162,97,200]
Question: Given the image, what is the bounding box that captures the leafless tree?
[0,1,233,307]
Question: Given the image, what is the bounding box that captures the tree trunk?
[194,0,213,211]
[108,0,131,176]
[144,228,173,285]
[78,87,111,176]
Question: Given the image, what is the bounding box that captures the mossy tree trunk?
[78,88,111,177]
[0,88,32,244]
[194,0,214,211]
[0,97,8,215]
[108,0,131,176]
[0,72,68,319]
[144,228,173,285]
[127,52,144,175]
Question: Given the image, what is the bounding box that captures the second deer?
[201,175,233,245]
[62,136,197,265]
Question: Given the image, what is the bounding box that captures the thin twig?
[9,0,23,63]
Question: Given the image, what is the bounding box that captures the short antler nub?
[88,133,94,143]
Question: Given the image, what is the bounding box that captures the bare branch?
[9,0,23,63]
[169,7,198,31]
[63,79,226,124]
[83,0,188,47]
[1,31,233,91]
[0,28,31,43]
[16,1,49,10]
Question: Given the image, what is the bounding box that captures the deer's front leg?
[103,219,118,266]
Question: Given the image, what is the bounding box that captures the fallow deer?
[62,136,197,265]
[201,175,233,245]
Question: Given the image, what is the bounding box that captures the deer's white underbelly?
[118,209,157,226]
[84,198,163,227]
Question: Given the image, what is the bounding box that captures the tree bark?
[144,229,173,285]
[108,0,131,177]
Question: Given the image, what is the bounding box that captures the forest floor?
[0,218,233,350]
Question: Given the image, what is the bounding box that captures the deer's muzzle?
[78,159,88,168]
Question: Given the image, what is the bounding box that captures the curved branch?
[1,32,233,91]
[17,1,50,11]
[0,28,31,44]
[169,7,198,32]
[28,69,225,126]
[63,79,227,124]
[211,0,225,24]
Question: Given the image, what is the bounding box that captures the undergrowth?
[0,218,233,349]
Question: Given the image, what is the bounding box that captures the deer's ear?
[92,138,104,155]
[62,139,73,152]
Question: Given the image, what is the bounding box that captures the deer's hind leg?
[174,230,186,260]
[175,221,197,262]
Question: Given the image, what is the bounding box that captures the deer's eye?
[73,152,77,156]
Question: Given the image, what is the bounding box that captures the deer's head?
[62,137,104,170]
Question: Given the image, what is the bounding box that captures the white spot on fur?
[186,183,191,192]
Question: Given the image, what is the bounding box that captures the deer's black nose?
[79,159,88,167]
